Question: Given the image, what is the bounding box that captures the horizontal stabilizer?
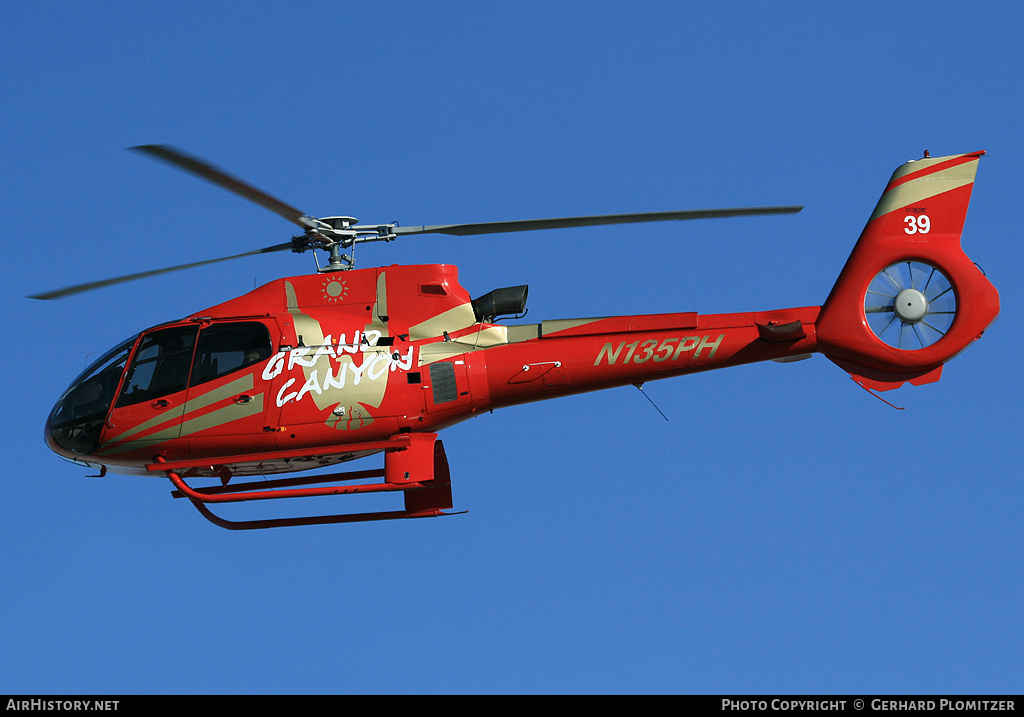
[831,358,943,392]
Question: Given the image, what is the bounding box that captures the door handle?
[151,399,171,409]
[234,394,253,405]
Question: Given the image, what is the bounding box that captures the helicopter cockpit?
[46,321,274,461]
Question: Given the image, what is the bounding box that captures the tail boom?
[478,306,820,411]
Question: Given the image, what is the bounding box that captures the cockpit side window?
[116,325,198,407]
[190,322,272,386]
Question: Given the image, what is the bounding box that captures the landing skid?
[149,434,460,530]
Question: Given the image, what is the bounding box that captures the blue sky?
[2,1,1021,694]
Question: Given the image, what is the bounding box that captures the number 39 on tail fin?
[817,151,999,391]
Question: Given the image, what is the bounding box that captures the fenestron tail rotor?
[29,144,803,300]
[864,261,957,350]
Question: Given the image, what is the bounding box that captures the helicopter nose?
[46,381,112,458]
[45,335,136,460]
[45,395,107,458]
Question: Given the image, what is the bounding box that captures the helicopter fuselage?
[39,149,999,528]
[45,262,819,479]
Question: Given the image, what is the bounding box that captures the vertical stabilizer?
[817,151,999,391]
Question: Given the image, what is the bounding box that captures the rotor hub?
[893,288,928,324]
[320,216,359,230]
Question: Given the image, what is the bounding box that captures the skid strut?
[148,433,458,530]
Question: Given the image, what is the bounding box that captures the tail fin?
[817,151,999,391]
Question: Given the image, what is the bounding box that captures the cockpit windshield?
[47,334,138,455]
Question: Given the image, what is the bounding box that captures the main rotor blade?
[131,144,314,229]
[390,206,803,237]
[28,242,293,300]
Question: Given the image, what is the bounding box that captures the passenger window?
[116,326,198,407]
[191,322,272,386]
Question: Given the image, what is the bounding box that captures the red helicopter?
[36,146,999,529]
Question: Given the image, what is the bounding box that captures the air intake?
[471,285,529,323]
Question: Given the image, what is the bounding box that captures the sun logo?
[321,278,349,303]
